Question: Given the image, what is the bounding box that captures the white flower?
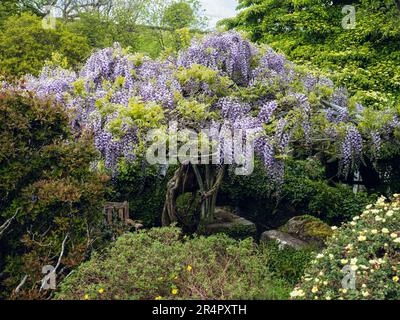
[391,233,398,239]
[353,216,360,221]
[316,254,324,259]
[386,210,393,217]
[350,258,358,265]
[375,216,383,222]
[393,238,400,243]
[371,229,378,235]
[351,265,359,271]
[331,226,338,231]
[290,289,305,298]
[366,204,372,209]
[382,228,390,234]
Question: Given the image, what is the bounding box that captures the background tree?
[221,0,400,109]
[162,1,196,30]
[19,0,113,19]
[0,13,90,76]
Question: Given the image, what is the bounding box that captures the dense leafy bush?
[0,13,91,76]
[0,89,107,299]
[220,159,375,226]
[56,227,290,300]
[263,241,314,286]
[292,195,400,300]
[222,0,400,109]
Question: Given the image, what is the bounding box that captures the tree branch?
[15,275,28,294]
[0,208,20,238]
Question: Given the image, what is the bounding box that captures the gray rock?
[260,230,309,250]
[202,207,257,239]
[279,215,333,248]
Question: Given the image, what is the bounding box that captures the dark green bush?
[262,241,314,286]
[108,163,176,227]
[220,159,375,227]
[0,90,107,299]
[56,227,291,300]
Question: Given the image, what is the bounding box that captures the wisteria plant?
[22,31,400,230]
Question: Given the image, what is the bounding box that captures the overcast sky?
[199,0,239,29]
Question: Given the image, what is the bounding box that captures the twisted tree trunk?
[162,164,225,231]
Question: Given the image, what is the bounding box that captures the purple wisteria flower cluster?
[19,32,400,183]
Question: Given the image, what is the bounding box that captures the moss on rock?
[279,215,333,248]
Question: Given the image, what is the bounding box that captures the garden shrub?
[292,195,400,300]
[0,90,108,299]
[56,227,290,300]
[262,241,314,286]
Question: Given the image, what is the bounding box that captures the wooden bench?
[104,201,130,225]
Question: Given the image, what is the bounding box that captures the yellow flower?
[393,276,399,283]
[311,286,319,293]
[357,235,367,242]
[187,265,193,272]
[340,259,348,265]
[84,294,90,300]
[98,288,105,294]
[155,296,163,300]
[171,288,178,295]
